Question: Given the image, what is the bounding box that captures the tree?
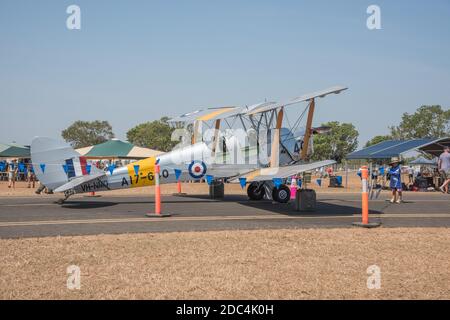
[389,105,450,139]
[62,120,114,148]
[127,117,177,152]
[364,135,391,148]
[311,121,359,163]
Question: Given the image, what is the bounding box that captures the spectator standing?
[438,146,450,193]
[388,157,403,203]
[27,164,36,188]
[7,160,18,189]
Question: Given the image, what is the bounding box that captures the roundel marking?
[188,161,207,179]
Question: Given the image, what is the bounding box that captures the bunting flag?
[40,164,46,174]
[86,164,92,175]
[316,178,322,187]
[239,177,247,189]
[108,164,115,175]
[272,178,282,189]
[62,164,68,174]
[133,165,140,176]
[297,178,302,188]
[206,175,214,185]
[174,169,182,181]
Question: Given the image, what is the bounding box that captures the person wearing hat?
[388,157,403,203]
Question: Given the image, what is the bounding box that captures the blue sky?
[1,0,449,146]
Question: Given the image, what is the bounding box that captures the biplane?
[31,86,347,203]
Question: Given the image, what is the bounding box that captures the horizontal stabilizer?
[54,172,106,193]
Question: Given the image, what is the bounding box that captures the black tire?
[247,182,265,200]
[272,185,290,203]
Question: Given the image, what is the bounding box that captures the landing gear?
[247,182,265,200]
[55,190,75,205]
[272,185,290,203]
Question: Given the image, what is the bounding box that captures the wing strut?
[300,99,315,160]
[211,119,221,156]
[270,107,284,168]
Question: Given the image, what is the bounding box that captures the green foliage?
[389,105,450,139]
[364,135,392,148]
[126,117,176,152]
[311,121,359,163]
[61,120,114,148]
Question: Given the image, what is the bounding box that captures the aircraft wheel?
[272,185,290,203]
[247,182,265,200]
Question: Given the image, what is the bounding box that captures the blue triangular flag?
[133,165,140,176]
[297,178,302,188]
[316,178,322,187]
[206,175,214,185]
[40,164,46,174]
[108,164,115,175]
[174,169,182,181]
[272,178,282,189]
[62,164,68,174]
[86,164,91,175]
[239,177,247,189]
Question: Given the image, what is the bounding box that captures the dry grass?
[1,228,449,300]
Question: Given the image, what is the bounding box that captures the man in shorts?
[438,146,450,193]
[388,157,403,203]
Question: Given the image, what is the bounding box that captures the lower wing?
[240,160,336,182]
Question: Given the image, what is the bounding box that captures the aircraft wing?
[167,106,241,124]
[240,160,336,182]
[54,172,106,193]
[246,86,348,115]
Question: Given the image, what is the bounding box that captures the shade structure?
[0,143,30,158]
[76,139,163,159]
[417,137,450,157]
[409,156,437,166]
[346,139,435,160]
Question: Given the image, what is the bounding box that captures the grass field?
[1,228,449,299]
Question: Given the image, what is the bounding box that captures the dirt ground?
[0,174,367,198]
[0,228,449,300]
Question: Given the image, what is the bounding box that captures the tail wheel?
[272,185,290,203]
[247,182,265,200]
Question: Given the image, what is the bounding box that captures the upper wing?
[54,172,106,193]
[167,107,241,124]
[246,86,348,115]
[241,160,336,182]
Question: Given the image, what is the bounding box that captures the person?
[438,146,450,193]
[388,157,403,203]
[408,166,414,184]
[27,164,36,188]
[7,160,18,189]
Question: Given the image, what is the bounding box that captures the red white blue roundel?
[188,160,207,179]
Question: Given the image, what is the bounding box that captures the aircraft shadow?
[238,201,383,217]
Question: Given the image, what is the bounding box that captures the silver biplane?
[31,86,347,203]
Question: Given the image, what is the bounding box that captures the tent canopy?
[346,139,434,160]
[76,139,162,159]
[409,156,437,166]
[0,143,30,158]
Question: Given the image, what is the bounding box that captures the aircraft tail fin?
[31,137,96,191]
